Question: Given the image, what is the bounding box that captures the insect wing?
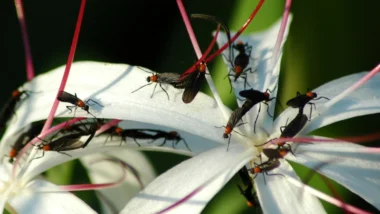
[57,91,78,104]
[239,89,266,103]
[182,71,205,103]
[281,113,308,138]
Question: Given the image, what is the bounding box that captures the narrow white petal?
[273,72,380,135]
[80,149,156,213]
[255,159,325,214]
[8,179,95,214]
[0,61,231,157]
[287,140,380,210]
[215,16,292,135]
[122,143,255,213]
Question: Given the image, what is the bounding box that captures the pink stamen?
[269,132,380,146]
[267,0,292,73]
[156,185,204,214]
[41,0,87,133]
[287,177,370,214]
[14,0,34,81]
[203,0,265,64]
[325,63,380,108]
[301,161,349,213]
[12,117,86,180]
[95,119,121,136]
[180,24,220,79]
[179,0,265,76]
[59,159,126,191]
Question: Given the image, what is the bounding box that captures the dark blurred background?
[1,0,380,213]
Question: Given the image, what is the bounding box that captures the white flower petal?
[7,179,95,214]
[215,16,292,136]
[273,72,380,135]
[122,143,255,213]
[287,140,380,210]
[80,149,156,213]
[0,61,231,157]
[255,159,325,214]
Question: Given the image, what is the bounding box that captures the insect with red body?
[57,90,103,114]
[239,88,276,133]
[131,66,184,100]
[257,112,308,155]
[286,89,330,119]
[0,89,30,128]
[8,120,44,163]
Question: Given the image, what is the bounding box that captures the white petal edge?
[215,15,293,136]
[0,61,233,157]
[122,143,255,213]
[80,149,156,213]
[255,159,325,214]
[287,139,380,210]
[273,72,380,136]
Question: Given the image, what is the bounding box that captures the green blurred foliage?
[1,0,380,213]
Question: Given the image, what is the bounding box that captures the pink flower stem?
[12,117,86,180]
[269,132,380,146]
[14,0,34,81]
[287,177,371,214]
[95,119,121,136]
[41,0,87,133]
[203,0,265,64]
[267,0,292,74]
[180,25,220,79]
[325,63,380,108]
[57,159,127,192]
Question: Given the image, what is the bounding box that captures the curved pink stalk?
[180,0,265,76]
[95,119,121,136]
[269,132,380,146]
[267,0,292,74]
[14,0,34,81]
[41,0,87,133]
[204,0,265,64]
[12,117,86,179]
[325,63,380,108]
[287,177,370,214]
[180,24,220,79]
[59,159,127,191]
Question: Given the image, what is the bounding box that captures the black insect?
[8,120,44,163]
[256,113,308,156]
[150,130,190,151]
[249,158,283,185]
[262,147,291,162]
[131,67,183,100]
[0,89,29,128]
[216,107,246,151]
[286,89,330,119]
[33,120,100,159]
[57,91,103,115]
[237,183,259,208]
[239,88,276,133]
[180,61,207,104]
[224,40,256,91]
[104,127,154,147]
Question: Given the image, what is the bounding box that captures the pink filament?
[14,0,34,81]
[59,159,127,191]
[41,0,87,133]
[267,0,292,73]
[180,0,265,76]
[180,25,220,79]
[95,119,121,136]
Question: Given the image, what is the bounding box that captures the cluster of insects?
[2,89,190,164]
[128,12,332,207]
